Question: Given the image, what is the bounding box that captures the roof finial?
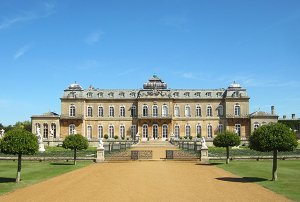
[234,80,235,84]
[153,73,157,78]
[75,81,77,84]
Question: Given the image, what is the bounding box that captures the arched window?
[120,125,125,138]
[69,124,75,135]
[143,124,148,139]
[162,124,168,139]
[218,105,223,116]
[153,105,158,117]
[218,124,223,133]
[98,125,103,138]
[70,105,75,117]
[143,105,148,117]
[174,105,180,117]
[185,105,191,117]
[196,124,201,136]
[185,124,191,137]
[51,123,56,138]
[254,123,259,130]
[153,124,158,139]
[207,124,212,138]
[174,125,180,139]
[207,105,212,116]
[120,106,125,117]
[162,105,168,117]
[196,105,201,116]
[43,123,48,138]
[87,125,92,139]
[109,125,114,139]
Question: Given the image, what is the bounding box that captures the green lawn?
[210,160,300,202]
[0,161,94,196]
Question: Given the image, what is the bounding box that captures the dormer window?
[98,92,103,98]
[120,92,125,98]
[174,92,179,97]
[185,92,190,97]
[235,91,239,98]
[206,92,211,97]
[196,92,201,97]
[217,92,222,97]
[87,92,92,98]
[109,93,114,98]
[70,92,75,98]
[131,92,136,97]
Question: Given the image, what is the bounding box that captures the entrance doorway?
[153,124,158,139]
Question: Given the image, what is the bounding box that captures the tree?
[213,130,241,164]
[0,128,38,183]
[14,120,32,132]
[249,122,298,181]
[62,134,89,165]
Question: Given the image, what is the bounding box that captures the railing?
[138,114,172,119]
[60,114,84,119]
[226,114,249,118]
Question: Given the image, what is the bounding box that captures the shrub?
[114,135,119,139]
[121,136,125,140]
[127,138,129,140]
[62,134,88,165]
[180,137,182,140]
[104,134,108,139]
[189,136,193,140]
[197,134,201,138]
[184,136,188,139]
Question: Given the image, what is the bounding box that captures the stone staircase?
[132,140,177,148]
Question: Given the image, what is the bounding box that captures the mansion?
[31,74,278,143]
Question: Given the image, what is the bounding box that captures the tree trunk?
[226,146,230,164]
[272,150,278,181]
[16,153,22,183]
[74,149,77,165]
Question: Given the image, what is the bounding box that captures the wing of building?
[31,74,278,145]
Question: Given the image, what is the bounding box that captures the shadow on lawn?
[195,163,224,166]
[0,177,16,183]
[216,177,268,183]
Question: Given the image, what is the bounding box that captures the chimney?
[283,115,286,119]
[271,106,274,114]
[292,114,295,119]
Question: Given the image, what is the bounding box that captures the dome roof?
[68,81,83,90]
[143,74,167,89]
[228,81,242,89]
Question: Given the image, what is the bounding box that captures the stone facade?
[31,74,278,144]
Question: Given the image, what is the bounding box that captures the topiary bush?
[62,134,88,165]
[114,135,119,139]
[121,136,125,140]
[189,136,193,140]
[197,134,201,138]
[184,136,188,139]
[104,134,108,139]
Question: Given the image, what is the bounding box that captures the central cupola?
[143,73,167,89]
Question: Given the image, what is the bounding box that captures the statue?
[36,128,43,144]
[0,129,4,139]
[98,138,104,149]
[201,137,208,149]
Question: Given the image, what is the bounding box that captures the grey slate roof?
[250,110,278,117]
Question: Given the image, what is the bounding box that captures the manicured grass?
[210,160,300,201]
[0,161,94,196]
[44,146,97,151]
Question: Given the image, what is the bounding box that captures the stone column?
[200,148,209,163]
[96,147,105,163]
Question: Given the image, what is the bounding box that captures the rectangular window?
[185,92,190,97]
[162,105,168,117]
[185,106,191,117]
[235,124,241,136]
[120,106,125,117]
[109,106,114,117]
[69,124,75,135]
[207,92,211,97]
[174,92,179,97]
[131,105,136,117]
[196,106,201,116]
[99,92,103,98]
[196,92,200,97]
[131,92,136,97]
[196,125,201,136]
[186,125,191,137]
[43,124,48,138]
[218,105,223,116]
[51,124,56,138]
[174,106,180,117]
[162,124,168,139]
[207,125,212,138]
[143,105,148,117]
[120,93,125,97]
[207,106,212,116]
[98,106,103,117]
[153,105,158,117]
[87,106,93,117]
[235,105,240,116]
[109,125,114,139]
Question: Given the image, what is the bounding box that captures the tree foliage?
[0,128,38,155]
[249,122,298,152]
[249,122,298,181]
[62,134,88,165]
[0,128,38,183]
[213,131,241,164]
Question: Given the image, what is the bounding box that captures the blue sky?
[0,0,299,126]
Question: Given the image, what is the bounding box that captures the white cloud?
[183,73,193,78]
[85,30,104,45]
[0,4,54,30]
[14,45,31,59]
